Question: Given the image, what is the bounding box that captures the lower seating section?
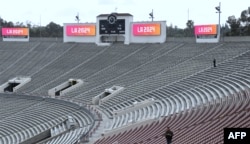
[94,66,250,138]
[0,94,94,144]
[94,89,250,144]
[0,95,40,119]
[45,128,86,144]
[108,103,161,130]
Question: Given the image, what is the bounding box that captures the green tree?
[221,23,230,36]
[0,17,64,37]
[226,8,250,36]
[185,20,194,37]
[239,9,250,35]
[0,17,3,26]
[6,21,14,27]
[167,23,174,37]
[240,10,248,23]
[226,16,240,36]
[45,22,63,37]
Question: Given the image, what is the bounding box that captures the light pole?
[0,16,2,38]
[149,9,154,21]
[40,15,42,38]
[215,2,221,41]
[75,12,80,23]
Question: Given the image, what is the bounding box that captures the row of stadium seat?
[100,43,250,117]
[69,43,219,104]
[94,88,250,143]
[0,94,94,144]
[103,64,250,131]
[46,128,86,144]
[29,43,147,96]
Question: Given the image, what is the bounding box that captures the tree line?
[167,8,250,37]
[225,8,250,36]
[0,18,63,37]
[0,7,250,37]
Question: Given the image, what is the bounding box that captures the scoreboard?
[99,19,125,34]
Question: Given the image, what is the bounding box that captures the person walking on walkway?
[164,127,174,144]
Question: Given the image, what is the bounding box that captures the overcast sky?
[0,0,249,28]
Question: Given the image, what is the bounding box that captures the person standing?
[213,58,216,67]
[164,127,174,144]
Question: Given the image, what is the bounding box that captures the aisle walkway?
[86,105,112,144]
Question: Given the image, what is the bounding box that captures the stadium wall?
[2,36,250,43]
[223,36,250,42]
[30,37,63,42]
[166,36,250,43]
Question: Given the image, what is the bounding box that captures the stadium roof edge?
[132,20,167,23]
[97,13,133,17]
[63,22,96,25]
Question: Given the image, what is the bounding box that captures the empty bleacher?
[0,40,249,143]
[99,42,250,117]
[0,94,94,144]
[95,89,250,144]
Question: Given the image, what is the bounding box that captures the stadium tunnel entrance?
[55,80,77,96]
[0,77,31,93]
[48,79,84,97]
[4,82,20,92]
[92,86,124,105]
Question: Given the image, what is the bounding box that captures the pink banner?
[194,25,217,35]
[2,28,29,36]
[66,25,96,36]
[133,23,161,36]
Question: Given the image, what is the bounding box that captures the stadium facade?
[63,13,166,45]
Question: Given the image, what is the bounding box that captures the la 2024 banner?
[66,25,96,36]
[133,23,161,36]
[194,25,217,35]
[2,28,29,36]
